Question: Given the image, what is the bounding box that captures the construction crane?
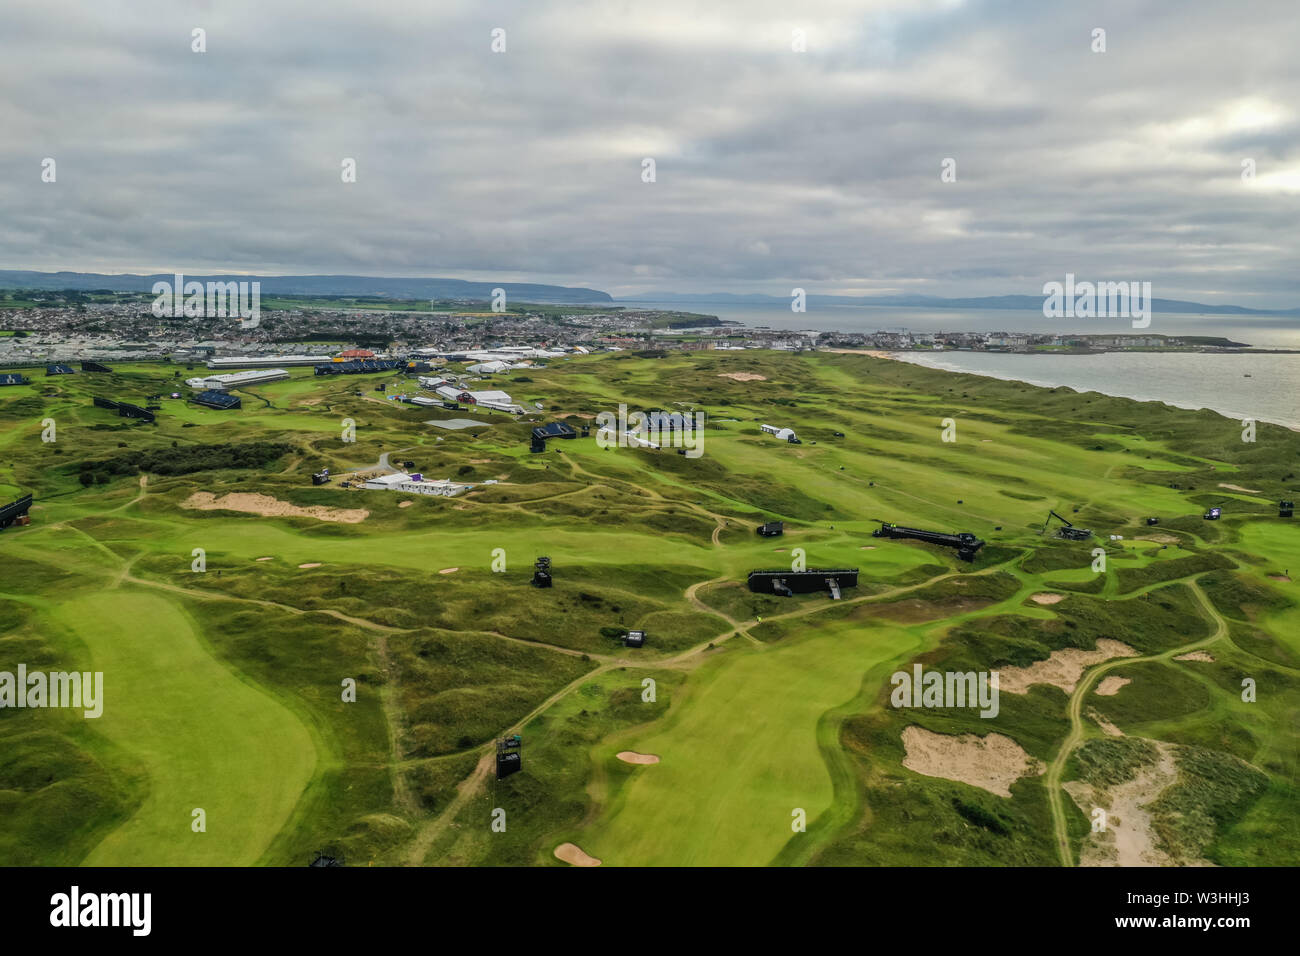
[1043,509,1092,541]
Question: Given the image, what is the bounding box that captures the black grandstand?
[314,359,406,376]
[0,373,30,387]
[92,396,156,421]
[45,364,75,376]
[757,521,784,537]
[0,494,34,530]
[532,422,577,441]
[81,361,113,373]
[193,390,241,410]
[747,568,858,599]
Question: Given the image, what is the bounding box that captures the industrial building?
[206,355,324,370]
[186,368,290,391]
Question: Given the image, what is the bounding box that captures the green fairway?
[583,621,917,866]
[46,591,317,866]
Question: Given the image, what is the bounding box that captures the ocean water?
[620,299,1300,428]
[888,351,1300,430]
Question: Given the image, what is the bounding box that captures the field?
[0,350,1295,866]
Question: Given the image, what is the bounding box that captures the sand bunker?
[1095,676,1131,696]
[1138,534,1180,544]
[901,726,1044,798]
[1064,742,1203,867]
[256,556,273,562]
[1174,650,1215,663]
[439,567,458,574]
[1218,482,1262,495]
[718,372,767,381]
[398,500,413,508]
[617,751,660,765]
[298,562,321,569]
[997,639,1137,695]
[860,545,877,550]
[1030,593,1064,605]
[183,491,369,524]
[554,843,601,867]
[1269,574,1291,582]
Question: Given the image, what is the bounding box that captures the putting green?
[49,590,317,865]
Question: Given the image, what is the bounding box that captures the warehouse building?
[186,368,290,391]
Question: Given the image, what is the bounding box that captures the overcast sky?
[3,0,1297,306]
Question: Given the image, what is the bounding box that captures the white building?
[185,368,290,391]
[206,355,322,369]
[465,360,512,374]
[361,472,469,496]
[760,424,798,442]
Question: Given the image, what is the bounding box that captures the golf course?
[0,349,1295,867]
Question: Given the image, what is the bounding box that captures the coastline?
[861,348,1300,432]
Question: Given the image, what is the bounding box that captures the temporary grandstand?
[45,364,76,376]
[192,390,242,410]
[81,360,113,373]
[91,396,156,422]
[747,568,858,599]
[0,494,34,530]
[0,373,30,387]
[872,522,985,561]
[314,358,406,376]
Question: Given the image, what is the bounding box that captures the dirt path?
[1044,579,1227,866]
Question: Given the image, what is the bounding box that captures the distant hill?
[0,271,612,305]
[621,291,1300,316]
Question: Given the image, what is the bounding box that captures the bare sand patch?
[298,562,321,569]
[1030,592,1064,605]
[398,500,413,508]
[860,545,877,550]
[183,491,369,524]
[901,726,1044,798]
[554,843,601,867]
[823,348,898,360]
[1086,708,1125,737]
[1174,650,1216,663]
[1218,482,1262,495]
[616,751,660,765]
[997,639,1137,695]
[718,372,767,381]
[1138,533,1180,544]
[256,556,273,562]
[1269,574,1291,582]
[1095,676,1131,696]
[1064,742,1206,867]
[439,567,458,574]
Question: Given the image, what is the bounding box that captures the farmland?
[0,350,1295,866]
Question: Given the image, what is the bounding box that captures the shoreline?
[863,349,1300,432]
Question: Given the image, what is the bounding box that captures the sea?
[619,299,1300,430]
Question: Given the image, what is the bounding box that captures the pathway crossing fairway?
[583,622,915,866]
[47,591,317,865]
